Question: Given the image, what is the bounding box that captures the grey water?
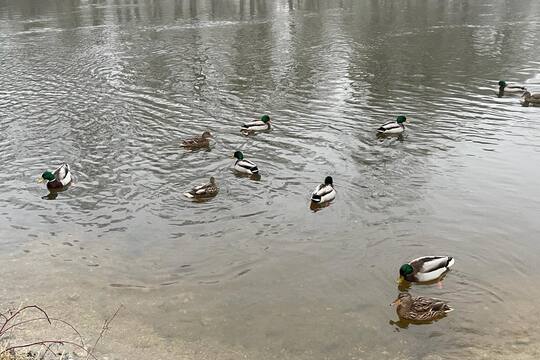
[1,0,540,359]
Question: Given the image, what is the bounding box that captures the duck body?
[184,177,218,199]
[241,115,271,135]
[392,292,453,321]
[233,151,259,175]
[234,159,259,175]
[311,176,336,203]
[521,91,540,105]
[42,164,72,190]
[377,122,405,134]
[399,256,454,283]
[497,81,527,97]
[181,131,213,150]
[377,116,407,135]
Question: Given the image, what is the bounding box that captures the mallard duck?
[497,80,526,97]
[241,115,271,135]
[233,151,259,174]
[398,256,454,284]
[377,116,407,134]
[181,131,213,149]
[39,164,72,190]
[521,91,540,105]
[311,176,336,203]
[184,177,219,199]
[391,292,453,321]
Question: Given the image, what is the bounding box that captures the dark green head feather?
[233,151,244,160]
[42,171,55,181]
[396,116,407,124]
[399,264,414,276]
[261,115,271,123]
[324,176,333,185]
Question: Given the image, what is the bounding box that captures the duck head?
[391,292,412,307]
[324,176,333,186]
[396,116,407,124]
[41,171,55,182]
[261,114,271,123]
[398,264,414,283]
[498,80,507,89]
[202,131,213,139]
[209,176,216,184]
[233,151,244,160]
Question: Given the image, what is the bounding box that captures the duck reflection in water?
[42,192,59,200]
[41,185,71,200]
[376,132,405,142]
[309,200,332,212]
[232,171,261,182]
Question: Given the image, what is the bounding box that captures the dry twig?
[86,305,123,360]
[0,304,123,360]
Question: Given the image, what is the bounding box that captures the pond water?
[1,0,540,359]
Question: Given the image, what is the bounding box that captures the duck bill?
[396,276,405,284]
[37,177,45,183]
[390,298,401,306]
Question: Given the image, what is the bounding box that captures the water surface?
[1,0,540,359]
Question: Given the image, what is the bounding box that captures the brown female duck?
[181,131,213,149]
[391,292,453,321]
[521,91,540,106]
[183,177,219,199]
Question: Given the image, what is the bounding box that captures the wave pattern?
[1,0,540,359]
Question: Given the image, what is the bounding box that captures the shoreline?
[2,237,540,360]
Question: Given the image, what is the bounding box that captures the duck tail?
[311,194,322,202]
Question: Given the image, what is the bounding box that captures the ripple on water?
[1,0,540,359]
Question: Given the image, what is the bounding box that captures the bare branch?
[0,304,122,360]
[42,342,58,358]
[0,306,51,335]
[0,312,9,324]
[86,305,123,360]
[1,317,85,347]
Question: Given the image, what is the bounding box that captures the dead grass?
[0,305,122,360]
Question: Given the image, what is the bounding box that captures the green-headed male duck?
[233,151,259,175]
[497,80,526,97]
[241,115,271,135]
[398,256,455,284]
[377,116,408,134]
[39,164,72,190]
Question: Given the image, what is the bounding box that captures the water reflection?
[1,0,540,359]
[40,184,72,200]
[309,199,332,212]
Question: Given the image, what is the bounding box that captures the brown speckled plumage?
[181,131,213,149]
[393,292,453,321]
[184,177,218,199]
[522,91,540,104]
